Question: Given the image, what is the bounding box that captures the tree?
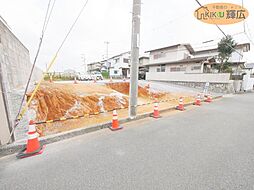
[217,35,237,73]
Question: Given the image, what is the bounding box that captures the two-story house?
[145,43,250,75]
[108,51,131,78]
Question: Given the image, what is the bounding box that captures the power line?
[56,0,89,54]
[194,0,243,58]
[15,0,56,123]
[44,0,57,33]
[244,21,254,46]
[17,0,89,121]
[11,0,90,142]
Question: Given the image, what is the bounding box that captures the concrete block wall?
[146,72,231,83]
[0,18,42,145]
[146,72,233,93]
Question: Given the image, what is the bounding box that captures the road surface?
[1,93,254,190]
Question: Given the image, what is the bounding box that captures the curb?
[0,95,223,158]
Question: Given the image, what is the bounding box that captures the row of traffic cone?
[17,93,213,159]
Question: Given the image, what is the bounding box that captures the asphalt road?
[1,93,254,190]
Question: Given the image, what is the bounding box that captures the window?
[161,64,166,72]
[114,70,118,74]
[123,58,129,63]
[156,64,166,72]
[115,58,120,63]
[191,66,201,71]
[153,52,166,59]
[170,66,186,72]
[243,46,249,52]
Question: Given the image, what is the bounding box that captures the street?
[1,93,254,190]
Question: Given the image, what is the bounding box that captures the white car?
[91,72,103,80]
[78,73,92,81]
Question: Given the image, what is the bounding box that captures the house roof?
[194,43,250,55]
[108,51,131,60]
[139,56,149,59]
[143,56,215,66]
[145,44,195,54]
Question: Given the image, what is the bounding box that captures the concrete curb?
[0,95,223,158]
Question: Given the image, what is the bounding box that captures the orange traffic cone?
[176,97,185,111]
[150,101,161,118]
[194,94,201,106]
[16,120,45,159]
[205,94,212,103]
[49,75,53,83]
[74,77,78,84]
[109,110,123,131]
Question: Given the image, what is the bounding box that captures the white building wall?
[176,45,191,60]
[149,46,191,65]
[194,47,246,63]
[148,62,203,74]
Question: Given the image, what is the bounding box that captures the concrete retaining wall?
[146,72,231,83]
[0,18,42,145]
[146,72,234,93]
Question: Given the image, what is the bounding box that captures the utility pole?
[129,0,141,118]
[81,54,87,73]
[104,41,109,59]
[104,41,110,70]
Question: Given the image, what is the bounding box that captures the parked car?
[78,73,92,81]
[91,71,103,80]
[138,67,148,80]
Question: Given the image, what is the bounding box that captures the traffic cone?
[205,94,212,103]
[194,94,201,106]
[49,75,53,83]
[110,77,113,82]
[150,101,161,118]
[176,97,185,111]
[16,120,45,159]
[74,77,78,84]
[109,110,123,131]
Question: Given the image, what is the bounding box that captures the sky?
[0,0,254,72]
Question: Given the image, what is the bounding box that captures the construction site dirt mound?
[106,82,166,99]
[26,81,195,136]
[27,82,129,122]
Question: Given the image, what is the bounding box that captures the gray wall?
[0,18,42,145]
[146,72,231,83]
[0,82,11,145]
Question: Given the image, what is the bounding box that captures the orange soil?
[27,81,195,136]
[106,82,166,99]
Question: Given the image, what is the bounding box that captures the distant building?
[108,51,131,78]
[139,56,149,68]
[145,43,250,76]
[87,61,104,73]
[62,69,78,77]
